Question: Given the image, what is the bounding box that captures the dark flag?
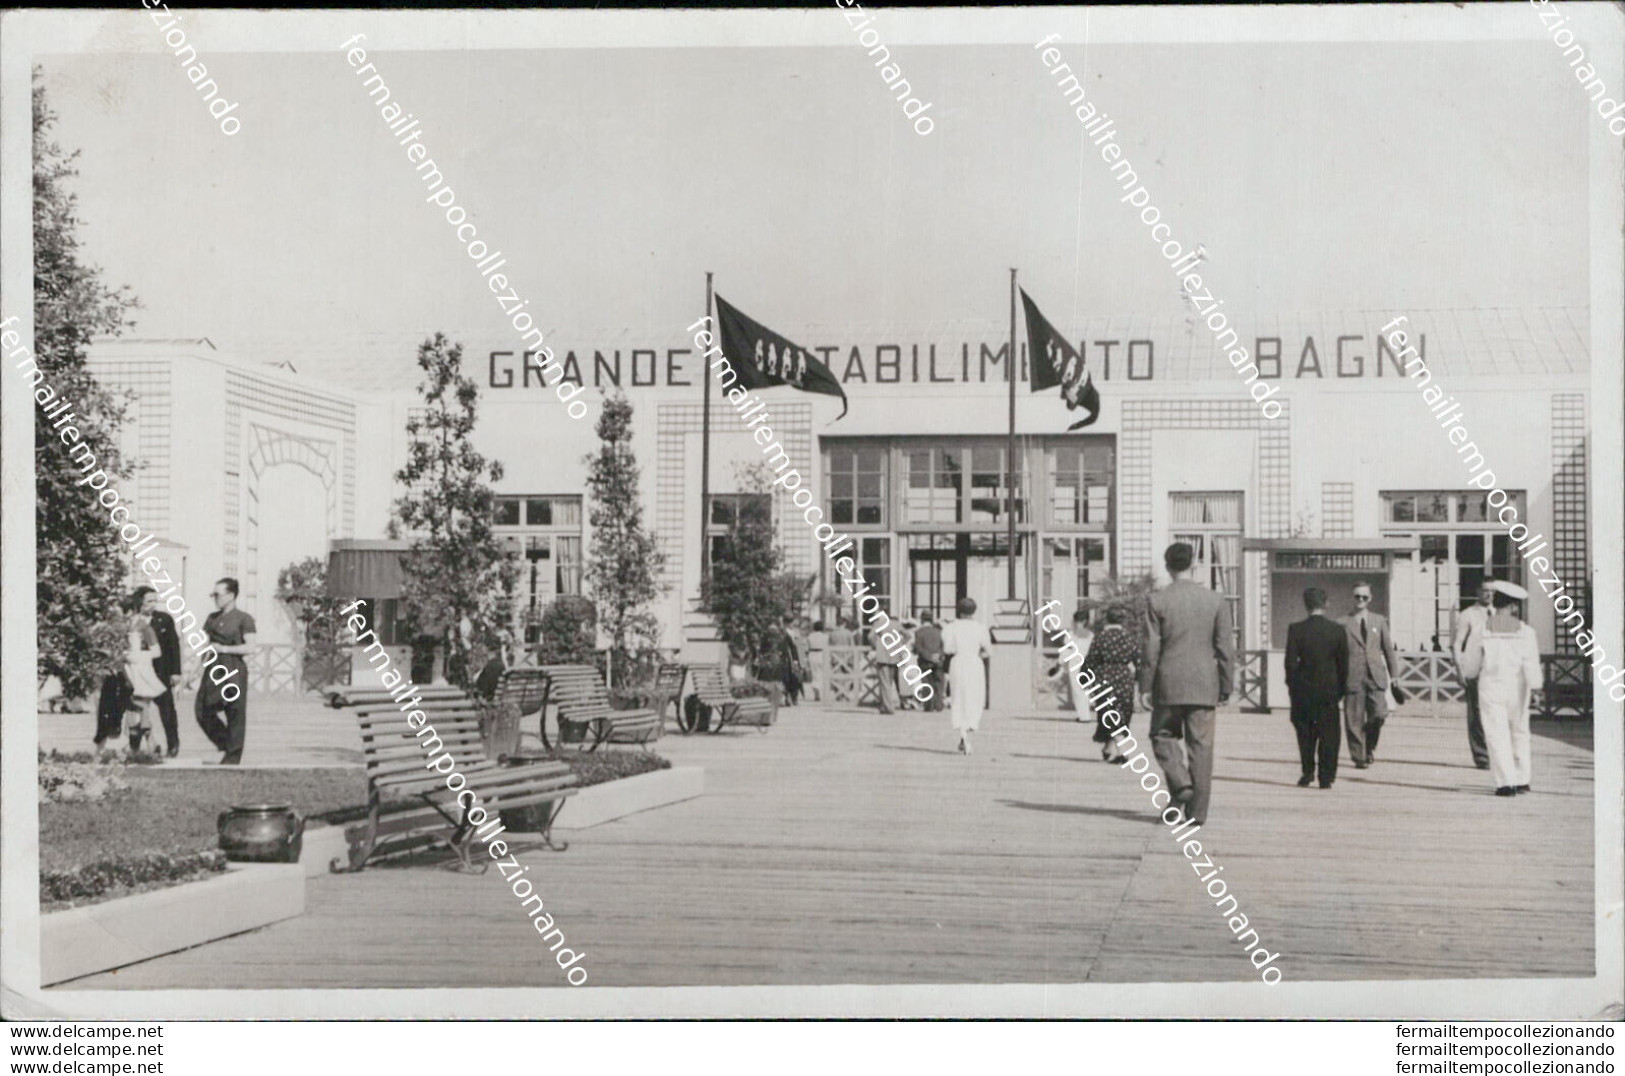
[1020,288,1100,430]
[714,295,848,419]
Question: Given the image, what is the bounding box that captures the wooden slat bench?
[335,691,580,872]
[538,665,663,752]
[324,683,466,709]
[682,664,776,734]
[646,663,688,726]
[496,666,550,720]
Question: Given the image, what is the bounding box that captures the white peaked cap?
[1490,579,1529,600]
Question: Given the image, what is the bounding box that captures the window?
[899,443,1028,526]
[1040,536,1109,616]
[1049,443,1113,526]
[902,447,961,524]
[857,536,892,615]
[1169,492,1243,647]
[826,444,887,527]
[493,495,585,642]
[707,493,771,566]
[968,446,1025,525]
[1380,490,1526,609]
[1382,490,1527,650]
[907,534,958,621]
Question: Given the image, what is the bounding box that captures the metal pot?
[217,803,304,863]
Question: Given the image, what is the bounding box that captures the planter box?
[554,766,704,830]
[41,863,305,986]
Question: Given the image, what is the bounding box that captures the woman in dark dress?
[1082,605,1142,763]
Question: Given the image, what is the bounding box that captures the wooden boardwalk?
[60,700,1594,991]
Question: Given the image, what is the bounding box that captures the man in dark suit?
[138,586,184,758]
[1342,580,1399,768]
[913,613,944,712]
[1285,587,1349,788]
[1138,542,1235,826]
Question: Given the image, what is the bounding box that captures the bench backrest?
[539,664,613,720]
[496,666,550,718]
[353,693,486,786]
[690,663,734,704]
[654,662,687,693]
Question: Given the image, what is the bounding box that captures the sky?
[37,11,1590,379]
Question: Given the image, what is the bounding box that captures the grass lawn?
[39,751,668,906]
[40,768,370,878]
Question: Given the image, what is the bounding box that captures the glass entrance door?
[905,533,1029,620]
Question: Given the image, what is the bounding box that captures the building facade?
[90,305,1591,682]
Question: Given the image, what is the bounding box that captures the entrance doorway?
[905,533,1028,620]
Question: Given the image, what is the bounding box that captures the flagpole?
[700,271,714,606]
[1006,267,1017,601]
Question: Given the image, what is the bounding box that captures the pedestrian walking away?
[1083,606,1141,763]
[1451,581,1497,770]
[1062,608,1096,725]
[1284,587,1348,789]
[870,615,903,714]
[942,597,992,755]
[1139,542,1234,826]
[805,619,830,703]
[912,612,945,712]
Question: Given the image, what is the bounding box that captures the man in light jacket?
[1341,580,1399,769]
[1139,542,1235,826]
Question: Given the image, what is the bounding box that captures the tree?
[32,72,142,700]
[701,463,795,673]
[274,556,347,687]
[535,595,597,666]
[582,393,667,685]
[388,333,516,689]
[1079,570,1161,650]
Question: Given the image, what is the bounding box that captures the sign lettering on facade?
[486,333,1427,390]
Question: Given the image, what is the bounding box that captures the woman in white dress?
[122,598,169,755]
[1468,580,1541,797]
[942,597,993,754]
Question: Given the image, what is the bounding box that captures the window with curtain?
[493,494,586,642]
[1169,492,1243,647]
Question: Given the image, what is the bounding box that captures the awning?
[326,539,412,599]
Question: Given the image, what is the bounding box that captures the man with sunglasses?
[1341,581,1398,769]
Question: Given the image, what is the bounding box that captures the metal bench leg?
[331,794,381,873]
[538,798,570,853]
[443,811,491,874]
[583,718,609,753]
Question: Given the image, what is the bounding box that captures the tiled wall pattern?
[1321,481,1354,538]
[1550,394,1589,656]
[656,400,814,601]
[1118,398,1292,577]
[84,359,173,538]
